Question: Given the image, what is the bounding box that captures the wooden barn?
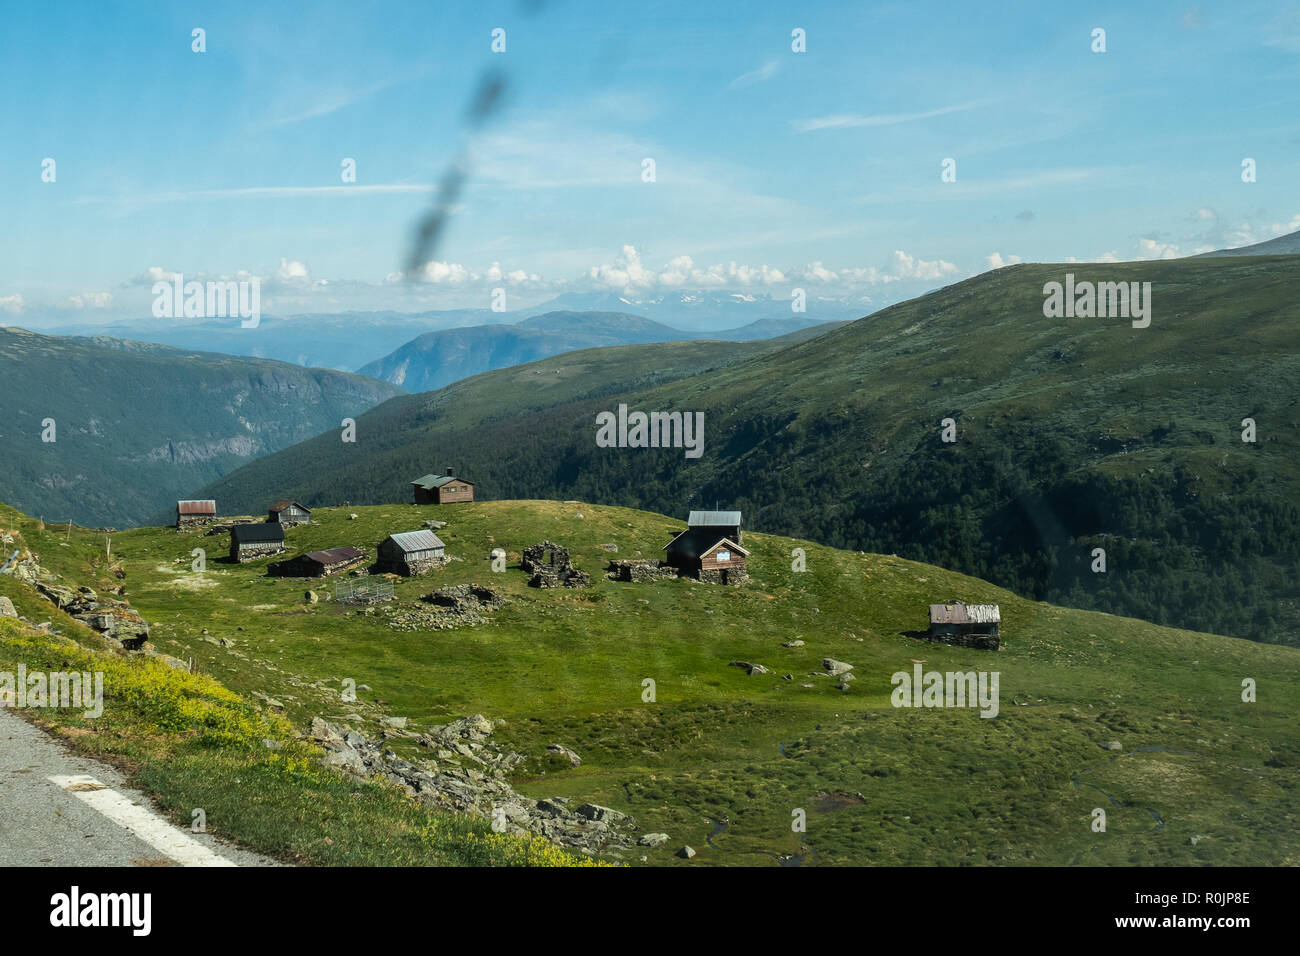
[229,522,286,563]
[664,510,749,585]
[268,546,367,578]
[376,530,446,576]
[928,602,1001,650]
[267,500,311,527]
[176,499,217,530]
[411,471,475,505]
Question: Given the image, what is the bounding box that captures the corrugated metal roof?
[177,500,216,515]
[231,523,284,543]
[411,473,456,489]
[688,510,741,527]
[387,530,445,552]
[930,603,1001,625]
[306,547,366,564]
[269,500,309,513]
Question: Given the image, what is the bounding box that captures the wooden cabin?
[229,522,286,562]
[376,530,446,576]
[411,471,475,505]
[268,546,367,578]
[664,510,749,585]
[268,500,311,527]
[928,603,1001,650]
[177,499,217,530]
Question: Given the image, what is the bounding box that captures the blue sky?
[3,0,1299,323]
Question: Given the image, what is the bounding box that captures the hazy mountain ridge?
[0,326,402,527]
[357,311,834,392]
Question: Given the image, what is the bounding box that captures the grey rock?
[547,743,582,766]
[1103,741,1123,752]
[677,845,696,859]
[0,597,17,618]
[823,658,854,676]
[730,660,770,675]
[638,833,670,847]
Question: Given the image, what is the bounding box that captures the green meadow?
[3,497,1296,866]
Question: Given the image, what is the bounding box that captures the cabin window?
[716,550,731,562]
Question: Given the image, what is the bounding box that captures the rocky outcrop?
[35,582,150,647]
[307,715,636,854]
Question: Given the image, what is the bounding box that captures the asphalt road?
[0,707,279,866]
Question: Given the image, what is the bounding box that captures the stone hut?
[177,499,217,530]
[928,602,1001,650]
[377,530,447,576]
[268,500,311,527]
[521,541,590,588]
[269,546,367,578]
[663,510,749,585]
[229,522,286,562]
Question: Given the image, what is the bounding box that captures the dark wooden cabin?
[268,500,311,527]
[229,522,286,562]
[376,530,446,576]
[664,510,749,584]
[411,471,475,504]
[928,603,1001,650]
[177,499,217,530]
[268,546,367,578]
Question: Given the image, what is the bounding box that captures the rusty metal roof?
[305,547,366,564]
[930,603,1001,625]
[177,499,216,515]
[269,500,309,513]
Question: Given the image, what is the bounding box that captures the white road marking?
[48,774,237,867]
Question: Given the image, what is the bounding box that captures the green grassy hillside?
[195,256,1300,645]
[4,499,1296,866]
[0,327,402,528]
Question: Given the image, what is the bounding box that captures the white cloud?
[1135,238,1182,259]
[986,252,1022,269]
[729,60,781,89]
[0,294,25,313]
[795,99,993,132]
[64,292,114,309]
[277,258,310,280]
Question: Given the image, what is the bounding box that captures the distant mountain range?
[0,327,401,528]
[37,290,865,374]
[358,311,837,392]
[194,253,1300,646]
[1197,227,1300,258]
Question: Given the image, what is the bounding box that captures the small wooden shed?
[268,500,311,527]
[928,602,1001,650]
[376,530,446,576]
[664,510,749,585]
[411,472,475,505]
[268,546,367,578]
[229,522,286,563]
[177,499,217,530]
